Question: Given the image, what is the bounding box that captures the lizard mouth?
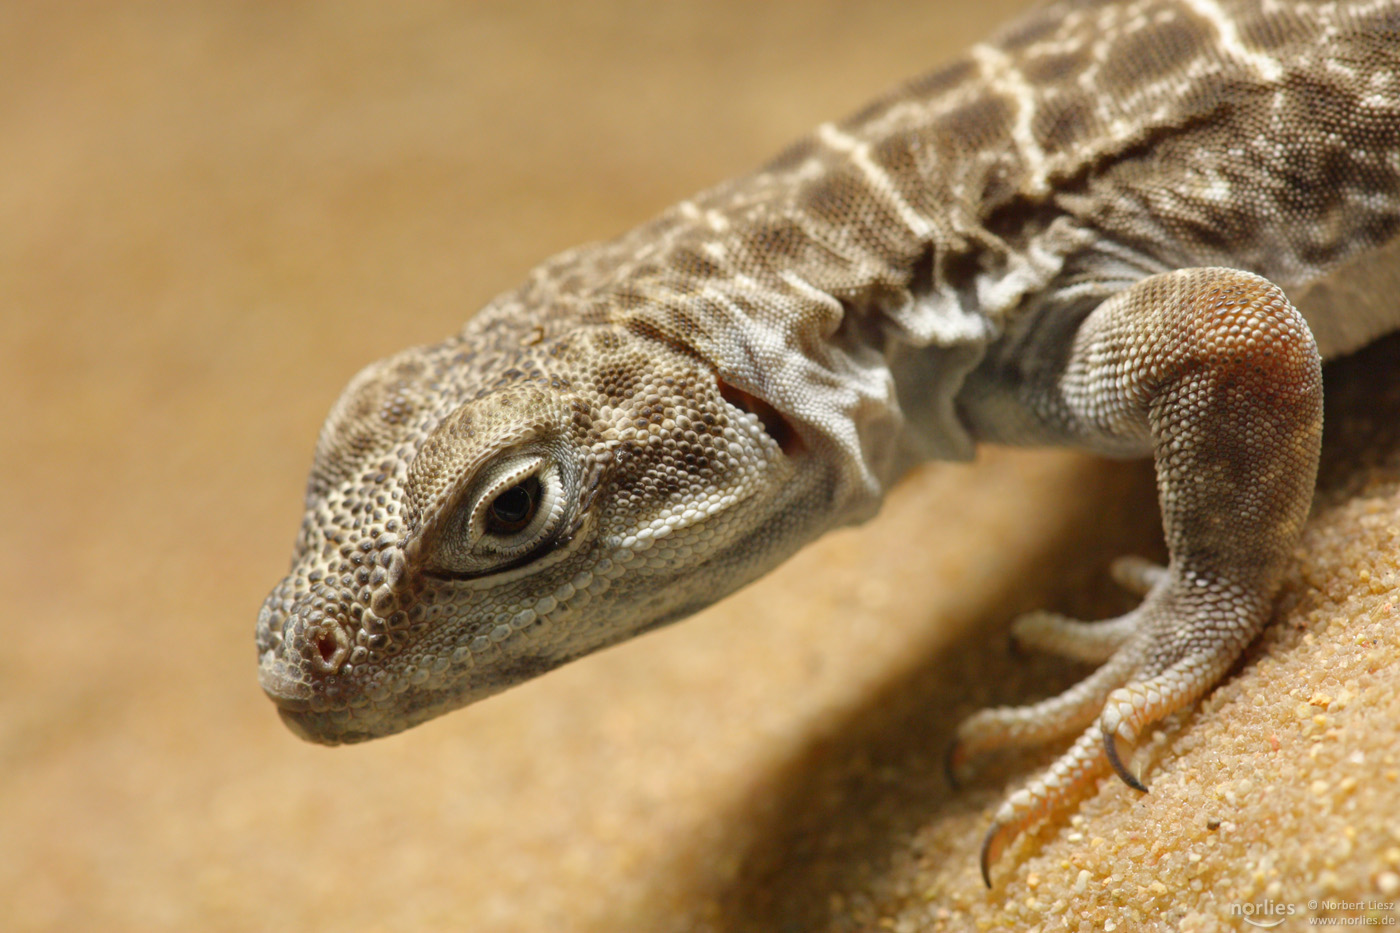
[267,679,511,746]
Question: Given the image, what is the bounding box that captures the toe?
[1010,609,1140,663]
[1109,556,1169,597]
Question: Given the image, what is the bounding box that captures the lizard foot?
[957,563,1269,887]
[946,558,1162,783]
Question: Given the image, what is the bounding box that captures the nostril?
[315,630,338,664]
[309,623,350,673]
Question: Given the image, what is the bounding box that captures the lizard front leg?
[954,267,1323,886]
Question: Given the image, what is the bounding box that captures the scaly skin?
[258,0,1400,884]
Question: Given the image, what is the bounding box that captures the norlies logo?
[1230,899,1294,927]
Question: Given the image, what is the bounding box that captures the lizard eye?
[485,478,539,534]
[427,456,568,578]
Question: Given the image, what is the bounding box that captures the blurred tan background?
[4,3,1398,932]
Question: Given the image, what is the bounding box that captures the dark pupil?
[489,482,535,531]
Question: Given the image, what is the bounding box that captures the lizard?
[256,0,1400,887]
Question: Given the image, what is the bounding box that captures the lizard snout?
[255,595,318,713]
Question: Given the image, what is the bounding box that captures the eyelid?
[422,516,586,586]
[422,538,559,582]
[466,456,545,542]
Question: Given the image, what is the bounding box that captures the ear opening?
[716,378,804,456]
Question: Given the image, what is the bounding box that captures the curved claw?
[1102,723,1148,792]
[979,821,1005,889]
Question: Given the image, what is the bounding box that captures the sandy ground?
[2,3,1398,931]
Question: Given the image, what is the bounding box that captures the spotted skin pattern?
[257,0,1400,885]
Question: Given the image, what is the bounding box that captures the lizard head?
[257,326,832,743]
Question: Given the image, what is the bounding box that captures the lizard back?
[465,0,1400,497]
